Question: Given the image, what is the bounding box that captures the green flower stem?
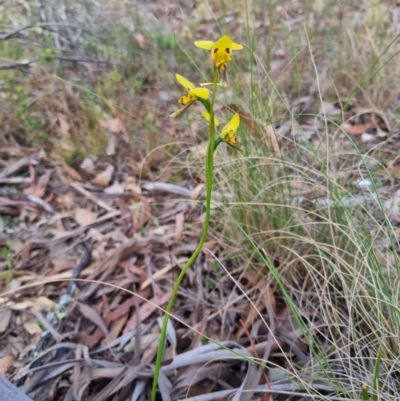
[151,66,219,400]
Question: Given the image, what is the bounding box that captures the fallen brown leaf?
[63,160,83,182]
[78,302,109,336]
[341,121,375,135]
[88,288,152,348]
[104,181,124,194]
[75,208,98,227]
[174,211,185,242]
[106,132,116,156]
[107,288,152,323]
[23,319,42,335]
[25,168,54,198]
[119,261,149,279]
[130,195,152,235]
[0,355,14,375]
[80,157,95,174]
[140,264,175,290]
[103,314,128,345]
[134,33,148,49]
[0,308,11,333]
[91,165,114,187]
[99,118,126,134]
[57,113,71,138]
[123,292,171,333]
[19,243,32,266]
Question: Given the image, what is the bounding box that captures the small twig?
[30,310,63,342]
[1,22,99,41]
[70,182,116,212]
[45,1,62,50]
[0,24,33,40]
[70,9,87,47]
[0,59,37,71]
[142,182,192,198]
[56,56,113,64]
[37,22,97,37]
[0,189,54,213]
[25,194,54,213]
[0,177,31,184]
[0,156,38,178]
[30,210,121,246]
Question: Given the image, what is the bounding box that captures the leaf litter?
[2,96,400,400]
[2,1,400,400]
[0,138,364,401]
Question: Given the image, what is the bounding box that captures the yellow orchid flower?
[176,74,209,105]
[170,74,210,118]
[195,35,243,70]
[220,113,240,144]
[202,111,219,127]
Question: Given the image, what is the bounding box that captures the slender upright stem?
[151,66,219,401]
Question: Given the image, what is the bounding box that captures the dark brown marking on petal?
[213,48,219,54]
[226,48,230,54]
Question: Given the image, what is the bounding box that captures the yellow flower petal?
[231,43,243,50]
[221,113,240,134]
[220,113,240,143]
[224,133,238,144]
[202,111,219,127]
[194,40,214,50]
[172,74,210,117]
[175,74,195,91]
[189,88,210,100]
[212,35,233,49]
[178,95,192,105]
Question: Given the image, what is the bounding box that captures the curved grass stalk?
[151,66,219,401]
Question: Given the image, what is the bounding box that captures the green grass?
[203,1,400,398]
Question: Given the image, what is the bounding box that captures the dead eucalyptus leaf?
[91,165,114,187]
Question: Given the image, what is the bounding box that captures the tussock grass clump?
[206,1,400,399]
